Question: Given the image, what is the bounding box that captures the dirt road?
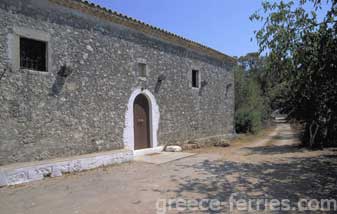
[1,122,337,213]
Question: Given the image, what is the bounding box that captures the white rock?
[83,53,88,60]
[165,145,182,152]
[86,45,94,52]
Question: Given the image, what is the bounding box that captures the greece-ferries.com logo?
[155,193,337,213]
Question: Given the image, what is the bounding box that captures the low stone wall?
[0,149,133,186]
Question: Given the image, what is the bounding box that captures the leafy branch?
[251,0,337,148]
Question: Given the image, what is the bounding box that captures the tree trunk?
[309,120,319,149]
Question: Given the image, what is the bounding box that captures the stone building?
[0,0,235,185]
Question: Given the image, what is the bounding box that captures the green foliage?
[234,62,269,134]
[235,109,262,134]
[251,0,337,148]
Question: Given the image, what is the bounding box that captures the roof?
[49,0,236,65]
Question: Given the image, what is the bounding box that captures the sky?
[89,0,329,57]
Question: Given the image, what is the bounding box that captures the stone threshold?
[0,149,133,187]
[133,146,164,157]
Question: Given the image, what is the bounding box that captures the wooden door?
[134,94,150,150]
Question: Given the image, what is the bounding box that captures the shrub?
[235,109,262,134]
[234,64,268,134]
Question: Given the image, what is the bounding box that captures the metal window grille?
[20,37,47,72]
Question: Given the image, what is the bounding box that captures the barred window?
[20,37,47,72]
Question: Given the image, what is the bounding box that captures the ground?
[1,122,337,214]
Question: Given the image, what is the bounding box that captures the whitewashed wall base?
[0,149,133,187]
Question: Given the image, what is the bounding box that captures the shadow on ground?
[271,133,300,141]
[167,152,337,213]
[242,144,306,155]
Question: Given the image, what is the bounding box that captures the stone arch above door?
[123,89,160,151]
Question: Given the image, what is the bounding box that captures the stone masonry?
[0,0,235,166]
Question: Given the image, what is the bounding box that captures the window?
[137,63,147,78]
[20,37,47,71]
[192,69,199,88]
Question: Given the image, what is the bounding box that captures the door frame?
[123,88,160,153]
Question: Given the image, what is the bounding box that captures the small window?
[20,37,47,72]
[137,63,147,78]
[192,69,199,88]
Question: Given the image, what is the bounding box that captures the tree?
[234,54,270,134]
[251,0,337,148]
[238,52,261,71]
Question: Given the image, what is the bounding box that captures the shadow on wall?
[0,65,13,84]
[50,65,73,96]
[165,149,337,212]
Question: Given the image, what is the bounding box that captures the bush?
[234,64,269,134]
[235,109,262,134]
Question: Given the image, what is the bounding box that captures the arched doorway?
[123,88,160,152]
[133,94,150,150]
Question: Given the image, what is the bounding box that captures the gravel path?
[1,122,337,214]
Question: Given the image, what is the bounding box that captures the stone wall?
[0,0,235,166]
